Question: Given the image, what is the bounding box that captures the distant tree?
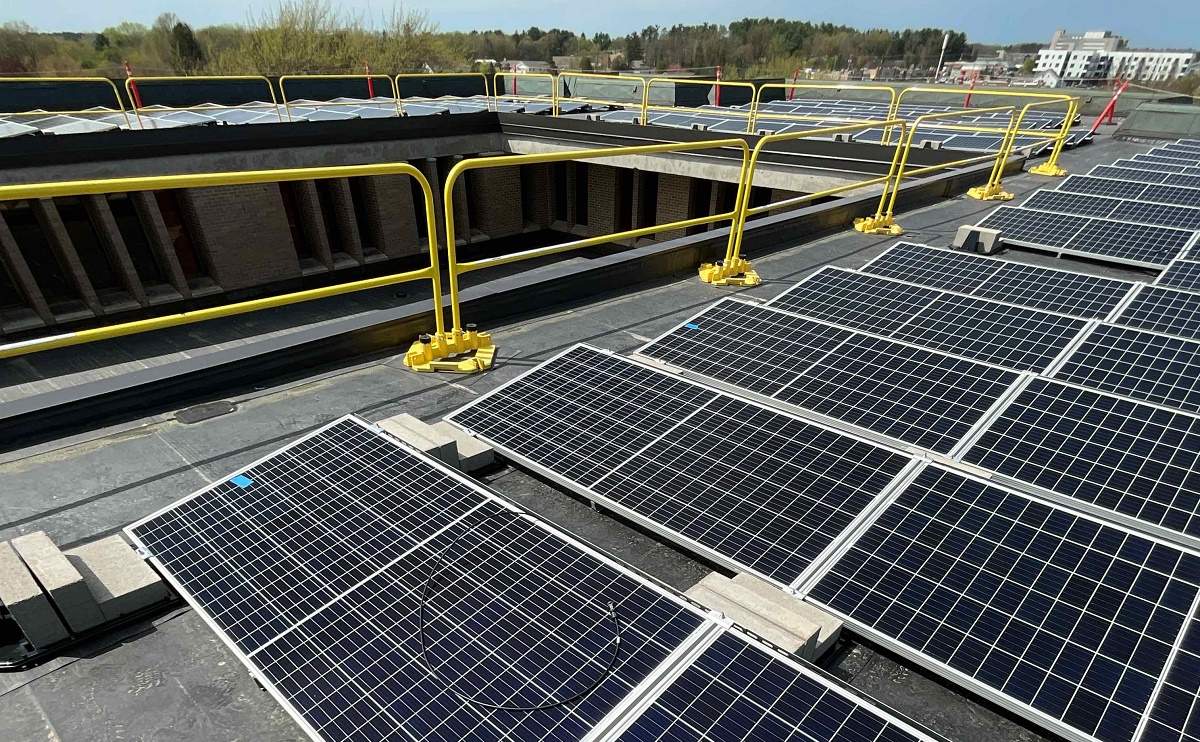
[1021,58,1034,74]
[579,56,593,71]
[593,32,611,50]
[624,33,643,62]
[93,32,110,50]
[170,22,205,73]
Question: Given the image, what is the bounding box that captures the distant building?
[504,60,552,74]
[1034,29,1197,84]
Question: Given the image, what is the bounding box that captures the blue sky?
[16,0,1198,49]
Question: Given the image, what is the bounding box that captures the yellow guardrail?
[493,72,557,112]
[125,75,283,128]
[0,76,132,129]
[704,118,909,285]
[394,72,491,114]
[557,72,645,114]
[405,137,753,372]
[641,77,758,133]
[892,86,1077,177]
[278,74,400,121]
[0,164,440,360]
[750,83,900,140]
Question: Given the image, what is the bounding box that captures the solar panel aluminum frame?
[444,343,925,592]
[124,414,720,742]
[794,461,1200,742]
[631,295,1031,461]
[952,379,1200,553]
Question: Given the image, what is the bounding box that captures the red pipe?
[964,71,978,108]
[123,61,143,110]
[714,65,722,107]
[1107,79,1129,125]
[1089,80,1129,134]
[365,62,375,99]
[789,68,799,100]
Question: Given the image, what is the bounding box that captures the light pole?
[934,32,950,82]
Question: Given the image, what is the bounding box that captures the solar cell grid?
[767,268,941,335]
[1057,176,1153,201]
[1068,220,1198,265]
[1158,261,1200,292]
[1118,286,1200,341]
[1055,324,1200,414]
[1121,158,1200,174]
[860,242,1002,292]
[1090,166,1170,184]
[962,378,1200,541]
[616,630,937,742]
[1142,616,1200,742]
[1142,185,1200,209]
[973,262,1135,319]
[977,206,1089,248]
[1109,202,1200,231]
[1138,152,1200,167]
[250,498,707,742]
[1162,173,1200,189]
[1023,191,1121,219]
[806,465,1200,742]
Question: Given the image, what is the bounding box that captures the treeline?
[4,3,972,79]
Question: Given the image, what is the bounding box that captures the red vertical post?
[124,60,143,109]
[964,71,978,108]
[714,65,722,107]
[365,62,375,99]
[789,68,799,100]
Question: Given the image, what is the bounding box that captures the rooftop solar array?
[128,415,944,742]
[1021,190,1200,231]
[1056,176,1200,208]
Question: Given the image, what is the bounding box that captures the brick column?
[417,158,445,248]
[328,179,365,264]
[520,163,553,229]
[468,165,524,239]
[294,181,334,269]
[0,214,54,324]
[584,165,618,238]
[362,175,420,258]
[564,163,578,228]
[32,199,102,314]
[443,156,471,245]
[655,174,693,241]
[179,183,300,291]
[83,195,149,306]
[131,192,191,299]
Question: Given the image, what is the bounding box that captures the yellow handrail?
[751,83,899,140]
[556,72,646,114]
[705,118,909,285]
[0,163,441,360]
[278,74,400,121]
[434,138,752,338]
[125,75,282,128]
[642,77,759,133]
[0,76,132,129]
[394,72,491,114]
[493,72,557,113]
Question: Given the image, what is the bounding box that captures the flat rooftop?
[0,134,1157,741]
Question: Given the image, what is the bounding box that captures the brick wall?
[131,192,191,298]
[83,195,148,306]
[443,156,471,245]
[0,215,54,323]
[520,163,554,229]
[292,181,334,268]
[585,165,618,237]
[655,174,694,241]
[361,175,421,258]
[468,165,525,238]
[180,183,300,291]
[328,179,365,262]
[32,199,102,314]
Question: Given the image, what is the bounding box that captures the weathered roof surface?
[1116,101,1200,140]
[0,135,1152,742]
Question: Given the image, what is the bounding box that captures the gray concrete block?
[732,572,843,658]
[378,414,456,467]
[432,420,495,472]
[686,584,811,658]
[952,225,1003,255]
[65,535,170,622]
[699,573,819,660]
[11,532,104,633]
[0,541,69,649]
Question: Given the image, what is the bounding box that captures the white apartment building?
[1034,29,1197,84]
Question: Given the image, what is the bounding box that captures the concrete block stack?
[377,413,495,473]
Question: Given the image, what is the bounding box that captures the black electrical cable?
[416,507,624,712]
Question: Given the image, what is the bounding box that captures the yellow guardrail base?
[1029,162,1068,177]
[853,214,904,236]
[967,183,1015,201]
[699,258,762,287]
[404,327,495,373]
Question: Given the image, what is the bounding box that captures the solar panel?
[1142,615,1200,742]
[1024,190,1120,218]
[1158,260,1200,292]
[1057,176,1155,200]
[128,416,716,742]
[767,268,941,336]
[447,345,914,586]
[1118,285,1200,341]
[861,243,1136,319]
[1142,184,1200,208]
[803,464,1200,742]
[614,629,940,742]
[977,205,1089,248]
[639,298,1020,454]
[1118,158,1198,174]
[962,378,1200,541]
[1054,323,1200,414]
[1137,152,1200,167]
[1090,166,1170,184]
[1108,201,1200,231]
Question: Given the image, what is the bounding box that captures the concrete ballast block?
[952,225,1002,255]
[432,420,495,472]
[11,532,104,633]
[65,535,170,622]
[698,573,819,660]
[686,584,813,659]
[0,541,70,649]
[378,414,457,467]
[732,572,843,658]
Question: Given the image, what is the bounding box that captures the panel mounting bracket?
[698,257,761,287]
[404,326,495,373]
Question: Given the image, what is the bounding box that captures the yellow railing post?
[492,72,558,113]
[404,138,752,373]
[0,164,441,361]
[279,74,401,121]
[125,75,283,125]
[0,76,132,130]
[1029,97,1078,176]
